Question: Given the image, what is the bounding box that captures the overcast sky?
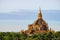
[0,0,60,13]
[0,0,60,32]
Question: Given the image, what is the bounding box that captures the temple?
[25,8,49,35]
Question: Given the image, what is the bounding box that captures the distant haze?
[0,10,60,32]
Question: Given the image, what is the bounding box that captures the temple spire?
[38,8,42,19]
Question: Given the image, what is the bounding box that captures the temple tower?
[25,8,49,34]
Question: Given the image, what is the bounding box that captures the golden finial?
[38,7,42,19]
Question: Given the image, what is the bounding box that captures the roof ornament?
[38,7,42,19]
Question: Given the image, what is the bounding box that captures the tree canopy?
[0,31,60,40]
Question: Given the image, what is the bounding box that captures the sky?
[0,0,60,13]
[0,0,60,32]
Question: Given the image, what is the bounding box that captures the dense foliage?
[0,31,60,40]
